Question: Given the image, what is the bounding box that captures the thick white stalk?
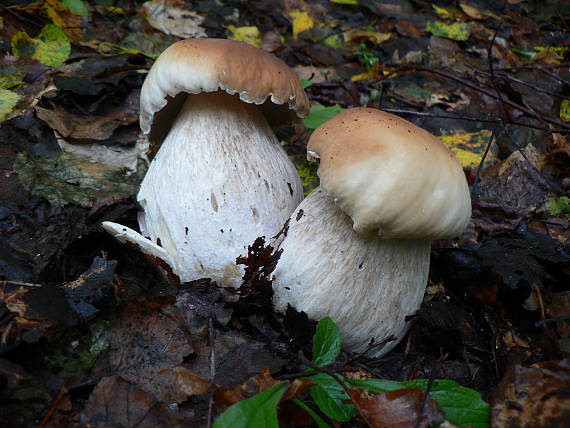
[137,91,303,286]
[272,187,431,357]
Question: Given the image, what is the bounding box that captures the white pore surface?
[272,187,431,357]
[137,92,303,287]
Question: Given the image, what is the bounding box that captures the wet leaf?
[35,106,138,140]
[142,0,207,38]
[308,373,354,422]
[0,89,20,123]
[348,387,445,428]
[62,0,88,17]
[289,10,314,40]
[13,152,137,208]
[492,359,570,428]
[312,317,341,366]
[348,378,491,428]
[227,25,263,48]
[303,104,346,130]
[213,382,289,428]
[427,21,471,41]
[10,0,83,41]
[12,25,71,67]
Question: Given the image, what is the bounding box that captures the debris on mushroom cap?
[140,38,311,144]
[307,108,471,239]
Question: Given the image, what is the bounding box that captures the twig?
[413,378,435,428]
[298,351,352,395]
[538,67,569,87]
[487,28,512,122]
[472,129,497,195]
[344,335,397,366]
[535,315,570,327]
[475,70,570,100]
[390,64,570,130]
[0,4,43,28]
[381,108,569,133]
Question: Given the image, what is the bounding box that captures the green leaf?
[347,378,490,428]
[312,317,341,366]
[308,374,354,422]
[330,0,359,5]
[12,25,70,67]
[303,104,346,130]
[560,99,570,122]
[213,382,289,428]
[426,20,470,41]
[300,78,313,89]
[0,88,20,123]
[548,196,570,218]
[292,399,333,428]
[62,0,88,17]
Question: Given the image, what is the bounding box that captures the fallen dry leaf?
[491,359,570,427]
[348,387,445,428]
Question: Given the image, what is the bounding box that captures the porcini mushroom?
[103,39,309,286]
[271,108,471,357]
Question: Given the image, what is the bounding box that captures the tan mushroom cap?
[140,38,310,144]
[308,108,471,239]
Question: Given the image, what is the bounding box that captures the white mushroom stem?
[272,187,431,357]
[136,91,303,286]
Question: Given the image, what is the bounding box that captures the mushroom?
[103,39,309,287]
[271,108,471,357]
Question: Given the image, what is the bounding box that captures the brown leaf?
[108,303,194,403]
[491,359,570,428]
[348,387,445,428]
[35,106,137,140]
[171,366,211,397]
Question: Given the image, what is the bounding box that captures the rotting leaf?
[107,302,194,403]
[10,0,83,41]
[142,0,207,39]
[347,378,491,428]
[13,152,137,208]
[427,21,471,41]
[12,25,71,68]
[348,387,445,428]
[491,359,570,428]
[35,106,138,140]
[171,366,211,397]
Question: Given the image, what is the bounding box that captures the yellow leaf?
[560,100,570,122]
[10,0,82,41]
[289,10,314,40]
[432,4,463,19]
[226,25,263,48]
[459,2,483,19]
[0,88,21,123]
[427,20,470,41]
[438,130,494,167]
[12,24,70,67]
[345,30,391,45]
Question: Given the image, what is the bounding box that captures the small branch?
[0,4,43,28]
[298,351,352,396]
[381,108,569,133]
[344,335,397,366]
[472,129,497,195]
[487,28,512,122]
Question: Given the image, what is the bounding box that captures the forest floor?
[1,0,569,427]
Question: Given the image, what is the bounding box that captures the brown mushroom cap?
[307,108,471,239]
[140,38,310,144]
